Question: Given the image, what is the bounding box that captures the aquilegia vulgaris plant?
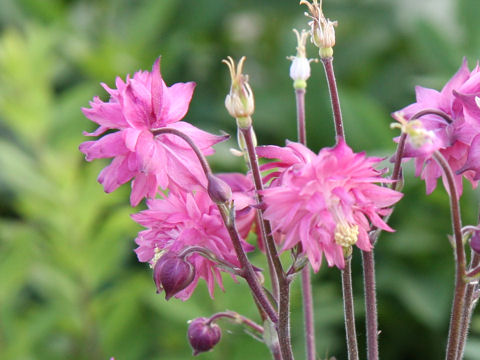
[79,1,480,359]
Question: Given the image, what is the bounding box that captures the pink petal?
[457,134,480,179]
[157,82,196,126]
[79,131,128,161]
[151,57,164,120]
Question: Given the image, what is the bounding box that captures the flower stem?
[342,257,359,360]
[456,251,480,360]
[240,126,282,300]
[295,88,307,145]
[321,57,344,141]
[278,277,294,360]
[206,311,264,334]
[295,87,316,360]
[240,126,294,360]
[362,250,378,360]
[153,127,278,324]
[432,152,466,360]
[219,203,279,324]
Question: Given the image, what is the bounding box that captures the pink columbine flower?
[258,140,403,271]
[132,188,253,300]
[393,59,480,196]
[79,57,225,206]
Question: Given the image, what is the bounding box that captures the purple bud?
[471,231,480,255]
[207,173,232,204]
[187,317,222,356]
[153,252,195,300]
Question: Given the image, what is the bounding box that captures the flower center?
[391,111,435,148]
[334,222,359,247]
[330,202,359,247]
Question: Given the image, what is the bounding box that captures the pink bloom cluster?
[394,59,480,196]
[258,140,403,270]
[133,188,253,300]
[79,58,225,206]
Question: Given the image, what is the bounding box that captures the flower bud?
[223,56,254,127]
[187,317,222,356]
[288,29,317,89]
[153,252,195,300]
[207,173,232,204]
[471,230,480,255]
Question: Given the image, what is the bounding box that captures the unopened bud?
[471,230,480,255]
[223,56,254,126]
[187,317,222,356]
[288,29,317,89]
[207,173,232,204]
[153,252,195,300]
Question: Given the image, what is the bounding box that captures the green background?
[1,0,480,359]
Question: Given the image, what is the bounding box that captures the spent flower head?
[223,56,254,128]
[300,0,337,58]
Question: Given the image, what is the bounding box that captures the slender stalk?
[342,257,359,360]
[207,311,264,334]
[362,250,378,360]
[219,205,279,324]
[360,117,408,360]
[457,251,480,360]
[295,88,307,145]
[410,108,453,124]
[240,126,294,360]
[240,126,283,300]
[295,87,316,360]
[432,152,466,360]
[301,265,315,360]
[278,278,294,360]
[153,127,278,324]
[321,57,344,141]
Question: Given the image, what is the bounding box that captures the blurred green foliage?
[1,0,480,359]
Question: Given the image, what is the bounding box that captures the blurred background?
[1,0,480,359]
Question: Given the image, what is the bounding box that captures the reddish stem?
[321,57,344,141]
[432,152,466,360]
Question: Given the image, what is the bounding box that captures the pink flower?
[132,189,253,300]
[79,57,225,206]
[393,59,480,196]
[259,140,403,271]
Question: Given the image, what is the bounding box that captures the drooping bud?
[187,317,222,356]
[471,230,480,255]
[288,29,317,89]
[223,56,254,128]
[153,252,195,300]
[300,0,338,58]
[207,173,232,204]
